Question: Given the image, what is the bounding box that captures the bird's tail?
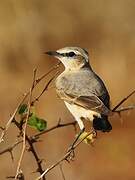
[93,115,112,132]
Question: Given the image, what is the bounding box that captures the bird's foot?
[66,128,85,161]
[78,128,97,145]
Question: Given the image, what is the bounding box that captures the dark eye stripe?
[60,53,66,56]
[60,52,76,57]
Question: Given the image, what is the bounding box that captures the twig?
[0,62,60,144]
[33,121,77,139]
[113,105,135,113]
[0,121,76,157]
[35,62,60,84]
[0,93,28,143]
[36,130,94,180]
[0,63,61,179]
[7,170,25,180]
[25,136,44,175]
[11,117,45,180]
[0,120,77,180]
[112,90,135,111]
[0,140,22,156]
[15,69,37,179]
[31,71,59,105]
[2,61,134,179]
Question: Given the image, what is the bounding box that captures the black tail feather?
[93,115,112,132]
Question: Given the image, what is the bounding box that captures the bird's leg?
[67,127,85,152]
[77,127,97,145]
[73,127,85,147]
[66,128,85,161]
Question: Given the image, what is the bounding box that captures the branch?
[14,119,76,179]
[0,62,60,144]
[33,120,77,140]
[0,121,76,157]
[35,62,60,84]
[113,105,135,113]
[25,136,44,175]
[7,170,25,180]
[15,69,37,179]
[36,130,95,180]
[2,61,134,180]
[11,116,46,180]
[31,71,59,105]
[0,93,28,143]
[0,140,22,156]
[112,90,135,112]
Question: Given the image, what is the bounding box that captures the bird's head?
[45,47,90,70]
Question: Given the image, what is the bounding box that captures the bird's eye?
[68,52,76,57]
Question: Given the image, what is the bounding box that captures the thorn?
[38,159,43,165]
[0,138,4,143]
[9,170,24,180]
[32,168,40,174]
[9,151,14,162]
[0,126,5,130]
[30,136,41,143]
[57,118,61,125]
[23,93,27,97]
[6,175,15,179]
[16,171,25,180]
[65,158,70,163]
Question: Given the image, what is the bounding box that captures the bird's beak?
[45,51,60,57]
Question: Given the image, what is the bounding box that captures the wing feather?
[57,90,111,116]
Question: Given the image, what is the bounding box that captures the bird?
[45,47,112,133]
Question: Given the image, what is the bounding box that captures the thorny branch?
[35,62,61,84]
[36,130,96,180]
[0,140,22,158]
[31,71,59,105]
[35,89,135,180]
[15,69,37,179]
[0,61,135,179]
[112,90,135,112]
[0,63,60,179]
[0,62,60,144]
[0,120,77,180]
[0,93,28,143]
[0,121,76,157]
[33,120,77,139]
[113,105,135,113]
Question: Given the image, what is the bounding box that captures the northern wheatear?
[46,47,112,132]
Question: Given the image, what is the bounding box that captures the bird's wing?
[57,91,111,116]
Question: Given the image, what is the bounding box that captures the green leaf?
[18,104,28,114]
[36,118,47,131]
[28,114,47,131]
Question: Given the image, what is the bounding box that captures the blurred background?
[0,0,135,179]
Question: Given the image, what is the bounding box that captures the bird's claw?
[66,145,75,162]
[78,129,97,145]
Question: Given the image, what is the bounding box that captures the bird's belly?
[64,101,101,122]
